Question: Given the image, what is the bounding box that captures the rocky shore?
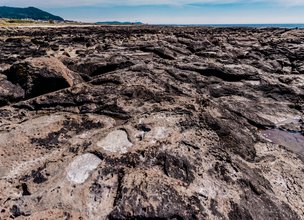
[0,26,303,219]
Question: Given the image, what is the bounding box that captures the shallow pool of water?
[261,129,304,156]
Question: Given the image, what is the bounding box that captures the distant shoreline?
[1,22,304,29]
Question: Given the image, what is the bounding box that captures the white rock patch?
[97,130,133,153]
[145,127,169,144]
[67,153,102,184]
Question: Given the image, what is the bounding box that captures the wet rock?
[261,129,304,157]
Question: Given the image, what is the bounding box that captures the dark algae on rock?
[0,26,303,219]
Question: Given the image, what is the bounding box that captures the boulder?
[3,57,82,99]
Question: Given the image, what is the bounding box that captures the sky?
[1,0,304,24]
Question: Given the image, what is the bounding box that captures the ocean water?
[164,24,304,29]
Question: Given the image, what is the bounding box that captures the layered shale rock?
[0,26,303,220]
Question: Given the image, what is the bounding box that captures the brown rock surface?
[3,57,82,99]
[0,26,303,219]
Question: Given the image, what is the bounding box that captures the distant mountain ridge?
[96,21,143,25]
[0,6,64,21]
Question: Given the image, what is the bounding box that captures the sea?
[163,24,304,29]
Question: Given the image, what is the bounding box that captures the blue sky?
[2,0,304,24]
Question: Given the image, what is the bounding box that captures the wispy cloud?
[2,0,220,7]
[2,0,304,8]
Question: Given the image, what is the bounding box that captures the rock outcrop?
[0,26,303,220]
[3,57,82,99]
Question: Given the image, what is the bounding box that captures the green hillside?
[0,6,64,21]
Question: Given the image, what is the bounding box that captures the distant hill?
[0,6,64,21]
[96,21,143,25]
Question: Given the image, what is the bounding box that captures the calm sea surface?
[162,24,304,28]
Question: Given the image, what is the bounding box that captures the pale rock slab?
[67,153,102,184]
[97,130,133,154]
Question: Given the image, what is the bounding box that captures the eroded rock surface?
[0,26,303,220]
